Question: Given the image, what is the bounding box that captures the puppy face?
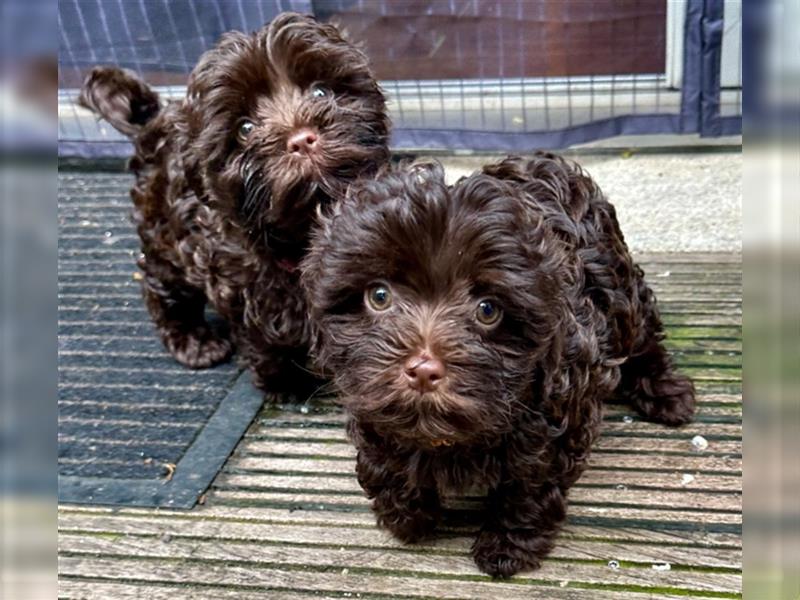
[187,13,390,255]
[303,164,571,448]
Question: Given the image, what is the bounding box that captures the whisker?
[289,359,327,379]
[303,380,339,405]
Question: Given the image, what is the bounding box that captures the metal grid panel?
[57,0,742,154]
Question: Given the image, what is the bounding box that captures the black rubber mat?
[58,172,262,508]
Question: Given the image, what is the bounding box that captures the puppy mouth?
[282,145,370,187]
[335,359,518,449]
[341,383,488,449]
[284,148,321,167]
[273,146,353,199]
[240,136,381,251]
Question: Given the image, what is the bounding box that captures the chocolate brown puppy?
[78,13,390,397]
[302,154,695,577]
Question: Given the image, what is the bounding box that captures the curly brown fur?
[79,13,390,397]
[482,155,696,426]
[302,153,695,577]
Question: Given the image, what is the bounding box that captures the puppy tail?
[78,66,160,138]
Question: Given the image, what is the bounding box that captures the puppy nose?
[287,128,319,155]
[404,353,446,393]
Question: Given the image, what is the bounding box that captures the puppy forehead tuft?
[258,13,369,89]
[314,168,539,306]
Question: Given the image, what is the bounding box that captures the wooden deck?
[58,253,742,599]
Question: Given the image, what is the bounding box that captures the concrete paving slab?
[431,152,742,254]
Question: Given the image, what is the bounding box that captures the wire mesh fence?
[57,0,742,156]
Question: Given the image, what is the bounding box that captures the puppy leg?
[355,446,441,543]
[239,338,325,402]
[140,260,232,369]
[619,276,696,426]
[472,481,566,578]
[620,336,696,426]
[472,480,567,577]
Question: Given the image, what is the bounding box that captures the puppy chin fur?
[302,153,696,577]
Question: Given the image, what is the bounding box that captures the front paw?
[163,327,232,369]
[472,529,542,578]
[373,496,439,543]
[376,507,438,543]
[636,373,696,426]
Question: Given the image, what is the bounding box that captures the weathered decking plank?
[211,473,741,512]
[224,459,741,493]
[57,579,715,600]
[252,424,742,448]
[226,445,741,475]
[59,553,741,600]
[58,536,741,595]
[204,489,742,530]
[58,513,742,569]
[246,420,742,444]
[58,252,743,599]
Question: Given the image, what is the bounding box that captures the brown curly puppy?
[301,154,695,577]
[78,13,390,397]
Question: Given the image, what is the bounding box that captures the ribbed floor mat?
[58,172,262,508]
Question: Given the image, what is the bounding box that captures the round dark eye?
[366,284,392,311]
[311,86,328,99]
[238,119,255,141]
[476,299,502,326]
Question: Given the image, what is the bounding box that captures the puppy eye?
[475,299,502,326]
[366,284,392,311]
[311,86,328,99]
[237,119,256,142]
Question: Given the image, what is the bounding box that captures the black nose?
[404,353,446,393]
[287,128,319,155]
